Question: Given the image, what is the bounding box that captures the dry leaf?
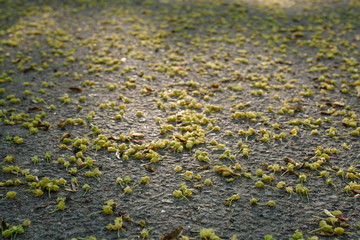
[27,106,42,112]
[59,133,70,142]
[68,87,82,92]
[144,165,155,172]
[160,226,184,240]
[132,133,145,138]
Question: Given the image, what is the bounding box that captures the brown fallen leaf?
[144,165,155,172]
[64,188,77,193]
[59,132,70,142]
[71,182,77,191]
[197,165,210,170]
[115,150,123,160]
[210,83,219,88]
[283,157,296,165]
[132,133,145,138]
[22,66,36,73]
[213,166,241,177]
[27,106,42,112]
[160,226,184,240]
[118,211,126,216]
[12,58,21,63]
[31,98,39,104]
[117,211,134,222]
[175,135,187,143]
[124,214,134,222]
[132,139,144,145]
[68,87,82,92]
[336,216,349,222]
[108,136,121,141]
[296,163,305,170]
[36,124,51,131]
[332,102,345,107]
[57,121,66,128]
[320,109,336,115]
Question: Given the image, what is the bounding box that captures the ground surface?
[0,0,360,239]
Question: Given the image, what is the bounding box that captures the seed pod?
[141,228,150,239]
[140,176,150,184]
[262,174,272,183]
[321,224,333,233]
[103,205,113,214]
[267,200,276,207]
[255,181,264,188]
[286,187,293,194]
[173,190,182,198]
[299,174,307,182]
[277,181,286,189]
[124,186,132,194]
[333,227,344,235]
[332,210,342,217]
[33,189,43,197]
[183,189,192,197]
[295,184,302,193]
[234,163,242,170]
[58,200,65,211]
[83,184,90,194]
[3,191,16,200]
[204,178,213,186]
[244,172,252,179]
[326,178,333,185]
[256,169,263,177]
[22,220,31,227]
[250,197,258,205]
[184,171,193,180]
[124,176,131,184]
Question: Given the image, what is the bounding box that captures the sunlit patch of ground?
[0,0,360,239]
